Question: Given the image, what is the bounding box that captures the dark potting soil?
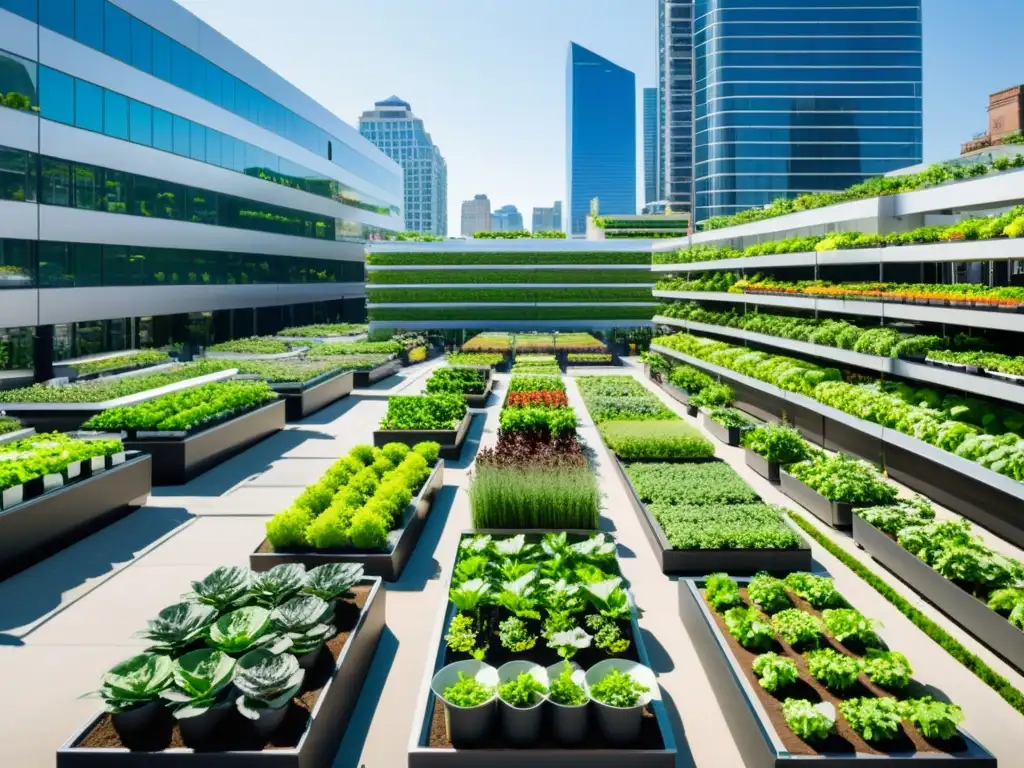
[74,585,371,753]
[703,587,969,757]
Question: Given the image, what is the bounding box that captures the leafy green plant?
[206,607,290,655]
[161,649,236,718]
[724,606,774,651]
[691,383,734,409]
[782,698,836,742]
[507,375,565,393]
[426,367,487,395]
[626,462,759,506]
[446,613,481,655]
[186,566,252,612]
[442,671,495,707]
[586,614,630,654]
[208,337,292,354]
[772,609,824,648]
[136,602,218,653]
[379,394,467,430]
[588,668,649,708]
[548,627,593,659]
[821,609,880,647]
[498,671,547,707]
[91,653,174,713]
[468,463,599,529]
[249,563,307,608]
[498,405,577,438]
[653,504,802,551]
[784,573,843,610]
[233,649,304,719]
[271,595,336,655]
[446,352,504,366]
[498,616,537,652]
[857,498,936,537]
[599,419,714,460]
[302,563,363,601]
[705,573,743,611]
[988,587,1024,629]
[73,350,171,376]
[900,697,964,740]
[582,577,630,620]
[278,323,367,337]
[548,663,589,705]
[839,697,903,743]
[742,424,809,465]
[747,573,792,614]
[752,652,799,693]
[788,454,898,506]
[805,648,861,690]
[862,649,913,690]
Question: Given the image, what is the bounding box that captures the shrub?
[598,420,714,460]
[468,463,599,529]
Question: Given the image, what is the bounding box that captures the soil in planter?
[703,588,968,758]
[75,585,371,752]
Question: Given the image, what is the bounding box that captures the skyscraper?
[566,43,636,237]
[492,205,525,232]
[359,97,448,236]
[532,202,563,233]
[692,0,923,224]
[461,194,492,237]
[643,87,660,204]
[660,1,694,214]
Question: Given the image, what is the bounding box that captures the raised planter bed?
[353,358,403,387]
[463,378,493,408]
[700,411,747,446]
[0,453,151,580]
[564,355,620,368]
[250,460,445,581]
[613,458,811,576]
[853,512,1024,674]
[125,400,286,485]
[206,347,308,361]
[374,412,472,461]
[56,577,387,768]
[744,448,780,485]
[779,470,854,528]
[0,426,35,445]
[677,578,996,768]
[270,370,355,421]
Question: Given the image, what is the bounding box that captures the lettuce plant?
[233,649,305,719]
[724,606,774,651]
[839,697,903,743]
[136,602,218,653]
[206,607,290,655]
[186,566,253,612]
[249,563,307,608]
[705,573,744,611]
[805,649,861,691]
[751,652,798,693]
[821,609,881,647]
[91,653,174,713]
[862,650,913,690]
[782,699,835,742]
[747,573,792,614]
[784,573,843,610]
[445,613,481,655]
[161,649,236,718]
[900,697,964,741]
[772,609,823,648]
[303,563,364,601]
[271,595,336,655]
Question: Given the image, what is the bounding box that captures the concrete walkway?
[0,362,1022,767]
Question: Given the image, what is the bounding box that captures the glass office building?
[692,0,923,224]
[565,42,636,237]
[0,0,400,376]
[660,1,694,213]
[643,87,659,204]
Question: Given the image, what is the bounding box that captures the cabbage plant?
[271,595,337,655]
[249,563,307,608]
[206,606,291,655]
[233,649,305,719]
[303,563,363,601]
[91,653,173,713]
[161,649,236,718]
[136,602,218,653]
[186,566,252,612]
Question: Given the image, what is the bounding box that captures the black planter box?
[677,579,996,768]
[823,416,884,467]
[0,454,151,581]
[700,412,745,446]
[744,448,780,485]
[613,458,811,576]
[250,461,445,581]
[374,412,472,461]
[57,577,387,768]
[353,358,403,387]
[125,400,286,485]
[779,470,852,528]
[853,513,1024,674]
[273,371,355,421]
[463,379,493,409]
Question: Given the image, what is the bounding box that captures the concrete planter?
[853,513,1024,674]
[614,458,811,576]
[374,412,473,461]
[353,358,403,387]
[677,579,997,768]
[779,470,853,528]
[0,453,151,580]
[744,449,780,485]
[125,400,286,485]
[463,379,493,409]
[250,461,445,581]
[271,371,355,421]
[57,577,386,768]
[0,427,35,446]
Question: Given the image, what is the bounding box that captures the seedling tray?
[744,449,780,485]
[779,470,853,528]
[853,513,1024,674]
[374,412,472,461]
[125,400,286,485]
[271,370,355,421]
[353,358,403,387]
[407,529,678,767]
[677,578,996,768]
[57,578,386,768]
[0,452,151,580]
[614,458,811,576]
[250,460,445,581]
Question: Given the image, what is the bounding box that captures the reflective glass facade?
[662,1,694,212]
[643,87,659,204]
[692,0,923,224]
[566,43,636,237]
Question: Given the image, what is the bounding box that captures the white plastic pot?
[584,659,658,745]
[430,660,499,746]
[497,661,547,745]
[545,661,589,744]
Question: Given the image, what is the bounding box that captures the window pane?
[189,49,206,99]
[0,147,31,201]
[130,17,153,73]
[39,0,74,37]
[75,78,103,132]
[103,90,129,140]
[206,64,221,108]
[152,108,173,152]
[102,245,130,285]
[172,114,189,157]
[39,242,74,287]
[129,99,152,146]
[155,179,184,220]
[72,162,102,210]
[221,74,235,113]
[205,129,222,166]
[75,0,104,50]
[39,66,74,124]
[0,239,35,288]
[189,121,205,162]
[0,0,37,22]
[0,49,37,112]
[103,168,128,214]
[187,188,217,225]
[103,3,131,64]
[131,174,156,217]
[74,243,102,286]
[40,156,70,206]
[171,41,190,90]
[152,29,172,81]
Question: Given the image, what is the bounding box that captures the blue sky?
[179,0,1024,235]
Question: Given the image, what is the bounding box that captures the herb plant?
[588,668,649,708]
[442,672,495,708]
[742,424,809,465]
[379,394,467,430]
[626,462,760,506]
[548,663,589,705]
[446,613,481,655]
[752,652,799,693]
[598,419,714,460]
[498,616,537,652]
[586,614,630,654]
[498,671,547,708]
